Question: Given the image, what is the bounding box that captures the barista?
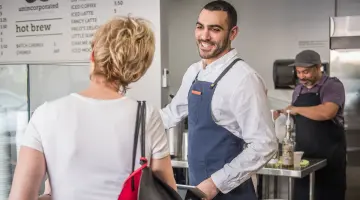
[161,1,277,199]
[274,50,347,200]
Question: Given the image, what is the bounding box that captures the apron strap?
[211,58,242,89]
[297,76,341,127]
[297,75,329,96]
[192,71,200,84]
[316,76,329,94]
[316,77,340,126]
[191,58,243,86]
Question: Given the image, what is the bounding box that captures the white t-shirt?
[21,93,169,200]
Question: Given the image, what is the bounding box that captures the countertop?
[171,158,327,178]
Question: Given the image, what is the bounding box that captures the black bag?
[133,101,183,200]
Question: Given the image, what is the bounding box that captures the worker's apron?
[293,77,347,200]
[187,58,257,200]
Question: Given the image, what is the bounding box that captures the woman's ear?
[89,51,95,77]
[90,51,95,62]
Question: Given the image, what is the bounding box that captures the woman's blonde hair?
[91,16,155,92]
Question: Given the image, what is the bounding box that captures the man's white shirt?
[160,49,277,193]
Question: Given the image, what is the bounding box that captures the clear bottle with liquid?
[281,110,294,168]
[267,110,279,168]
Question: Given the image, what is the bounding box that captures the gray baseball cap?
[289,50,321,67]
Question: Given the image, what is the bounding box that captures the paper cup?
[294,151,304,168]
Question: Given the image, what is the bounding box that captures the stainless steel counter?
[258,159,326,178]
[171,158,327,200]
[172,158,326,177]
[171,158,188,168]
[259,159,327,200]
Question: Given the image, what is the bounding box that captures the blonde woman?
[9,16,177,200]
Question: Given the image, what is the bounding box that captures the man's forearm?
[295,105,332,121]
[210,141,277,194]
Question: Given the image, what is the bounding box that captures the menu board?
[0,0,160,64]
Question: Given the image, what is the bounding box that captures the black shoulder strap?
[131,101,142,191]
[140,101,146,163]
[131,101,146,190]
[192,71,200,84]
[210,58,242,89]
[131,101,142,173]
[131,101,147,171]
[317,76,330,94]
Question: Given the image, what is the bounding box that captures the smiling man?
[161,1,277,199]
[274,49,347,200]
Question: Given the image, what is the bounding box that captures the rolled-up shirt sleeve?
[321,78,345,108]
[211,72,278,194]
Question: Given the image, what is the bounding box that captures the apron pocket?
[188,94,201,124]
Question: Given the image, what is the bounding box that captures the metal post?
[264,175,269,198]
[273,176,278,198]
[257,175,263,199]
[288,177,294,200]
[26,64,31,121]
[309,173,315,200]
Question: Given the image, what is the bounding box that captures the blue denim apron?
[187,58,257,200]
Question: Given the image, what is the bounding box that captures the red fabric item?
[118,157,148,200]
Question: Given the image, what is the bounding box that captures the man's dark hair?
[203,0,238,29]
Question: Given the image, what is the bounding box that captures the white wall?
[166,0,205,97]
[160,0,171,107]
[338,0,360,16]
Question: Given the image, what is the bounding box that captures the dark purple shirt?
[292,74,345,126]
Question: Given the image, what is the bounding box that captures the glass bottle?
[267,110,279,168]
[281,110,294,168]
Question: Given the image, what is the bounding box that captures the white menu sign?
[0,0,160,63]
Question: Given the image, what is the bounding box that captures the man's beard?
[197,35,230,59]
[300,77,317,87]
